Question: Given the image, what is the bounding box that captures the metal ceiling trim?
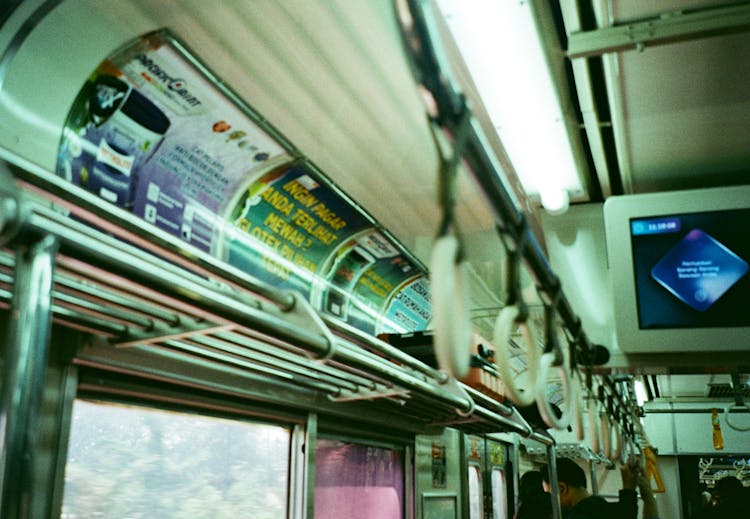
[599,48,634,193]
[560,0,613,198]
[571,59,612,198]
[567,2,750,59]
[567,0,635,194]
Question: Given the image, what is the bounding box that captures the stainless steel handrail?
[0,157,548,437]
[1,147,296,310]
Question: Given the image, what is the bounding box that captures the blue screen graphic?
[631,210,750,329]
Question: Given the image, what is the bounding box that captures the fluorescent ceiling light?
[436,0,582,214]
[634,379,648,406]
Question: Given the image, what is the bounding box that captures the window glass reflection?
[491,468,508,519]
[468,465,483,519]
[315,438,404,519]
[61,400,290,518]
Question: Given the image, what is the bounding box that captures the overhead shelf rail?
[0,150,553,442]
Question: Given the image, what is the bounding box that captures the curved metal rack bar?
[0,156,552,439]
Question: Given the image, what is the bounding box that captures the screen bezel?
[603,185,750,353]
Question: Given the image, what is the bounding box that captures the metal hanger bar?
[18,206,334,359]
[2,150,295,310]
[0,178,545,434]
[568,2,750,59]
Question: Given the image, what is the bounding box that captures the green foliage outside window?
[61,401,290,518]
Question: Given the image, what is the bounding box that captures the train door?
[485,438,511,519]
[415,429,463,519]
[465,435,512,519]
[465,436,485,519]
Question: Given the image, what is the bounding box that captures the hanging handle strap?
[599,387,614,460]
[491,225,541,406]
[429,106,473,379]
[535,350,572,430]
[724,372,750,431]
[587,393,601,454]
[492,304,538,406]
[724,404,750,432]
[534,287,576,430]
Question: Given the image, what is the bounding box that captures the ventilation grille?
[706,383,750,399]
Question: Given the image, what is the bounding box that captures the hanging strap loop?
[492,224,541,406]
[431,235,472,378]
[535,350,572,430]
[429,103,473,379]
[492,304,538,406]
[534,285,576,430]
[587,392,601,454]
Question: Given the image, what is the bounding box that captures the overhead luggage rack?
[0,152,552,440]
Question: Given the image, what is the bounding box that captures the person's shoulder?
[517,496,552,518]
[566,495,609,518]
[580,495,609,507]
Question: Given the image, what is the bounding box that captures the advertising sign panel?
[57,30,431,335]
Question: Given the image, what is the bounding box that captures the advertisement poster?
[431,442,447,488]
[318,229,421,333]
[347,260,428,334]
[379,276,432,334]
[57,31,288,253]
[221,164,370,296]
[222,164,431,333]
[56,30,431,335]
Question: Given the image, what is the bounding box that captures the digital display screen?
[630,208,750,329]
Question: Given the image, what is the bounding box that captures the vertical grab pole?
[589,459,599,495]
[546,444,562,519]
[0,234,58,519]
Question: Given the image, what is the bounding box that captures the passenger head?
[541,458,588,510]
[519,470,545,501]
[714,476,743,502]
[554,458,587,489]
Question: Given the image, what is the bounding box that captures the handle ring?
[430,235,472,378]
[492,304,538,406]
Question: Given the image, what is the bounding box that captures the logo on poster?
[135,53,202,108]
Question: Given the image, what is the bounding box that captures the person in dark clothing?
[515,470,552,519]
[541,457,638,519]
[701,476,745,518]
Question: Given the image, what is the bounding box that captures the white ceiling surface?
[1,0,496,253]
[599,0,750,193]
[619,32,750,193]
[122,0,497,252]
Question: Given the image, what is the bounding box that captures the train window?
[490,468,508,519]
[468,465,483,519]
[315,438,404,519]
[61,400,291,518]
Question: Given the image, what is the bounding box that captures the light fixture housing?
[436,0,584,214]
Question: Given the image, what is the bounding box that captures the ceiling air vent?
[706,383,750,399]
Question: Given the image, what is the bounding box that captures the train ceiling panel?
[121,0,496,253]
[567,0,750,195]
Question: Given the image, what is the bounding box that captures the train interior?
[0,0,749,518]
